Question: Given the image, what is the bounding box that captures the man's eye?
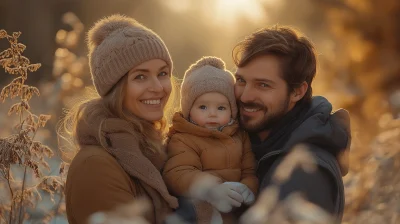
[236,78,245,83]
[260,83,270,88]
[199,105,207,110]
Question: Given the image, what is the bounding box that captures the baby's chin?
[203,122,232,130]
[205,126,219,131]
[203,123,221,129]
[204,127,219,131]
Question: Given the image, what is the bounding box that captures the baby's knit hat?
[180,56,237,119]
[87,14,173,97]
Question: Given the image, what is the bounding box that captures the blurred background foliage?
[0,0,399,223]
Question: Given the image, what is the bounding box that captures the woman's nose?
[148,77,163,92]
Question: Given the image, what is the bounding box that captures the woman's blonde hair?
[58,74,179,162]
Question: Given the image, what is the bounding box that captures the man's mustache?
[237,101,266,110]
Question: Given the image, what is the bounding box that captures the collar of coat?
[169,112,239,138]
[76,107,178,209]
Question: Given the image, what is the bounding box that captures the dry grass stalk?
[0,30,62,224]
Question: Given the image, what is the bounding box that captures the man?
[233,26,350,222]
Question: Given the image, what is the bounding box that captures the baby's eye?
[218,106,226,110]
[199,105,207,110]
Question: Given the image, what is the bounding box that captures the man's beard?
[238,96,290,133]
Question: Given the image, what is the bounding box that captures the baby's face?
[189,92,231,129]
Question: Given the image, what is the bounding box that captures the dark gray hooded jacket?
[251,96,350,223]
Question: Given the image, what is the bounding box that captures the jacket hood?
[251,96,351,176]
[169,112,239,139]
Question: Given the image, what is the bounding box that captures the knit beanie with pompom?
[87,14,173,97]
[180,56,237,120]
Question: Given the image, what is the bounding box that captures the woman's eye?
[199,105,207,110]
[158,71,169,77]
[134,74,145,80]
[218,106,226,110]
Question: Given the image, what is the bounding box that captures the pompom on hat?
[180,56,237,119]
[87,14,173,97]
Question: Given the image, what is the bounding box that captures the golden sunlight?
[162,0,281,31]
[212,0,266,25]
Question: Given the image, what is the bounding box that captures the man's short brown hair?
[233,26,317,103]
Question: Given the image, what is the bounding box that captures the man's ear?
[290,81,308,103]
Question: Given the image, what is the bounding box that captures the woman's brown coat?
[66,115,178,224]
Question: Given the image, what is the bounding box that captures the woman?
[61,14,178,224]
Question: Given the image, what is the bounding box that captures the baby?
[163,56,258,223]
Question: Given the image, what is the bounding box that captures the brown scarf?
[76,111,178,224]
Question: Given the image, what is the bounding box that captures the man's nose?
[240,85,256,103]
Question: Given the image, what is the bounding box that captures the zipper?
[256,149,283,170]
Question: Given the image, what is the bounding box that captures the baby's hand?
[189,175,243,213]
[222,182,255,205]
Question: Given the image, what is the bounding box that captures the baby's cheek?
[222,113,231,124]
[193,114,206,125]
